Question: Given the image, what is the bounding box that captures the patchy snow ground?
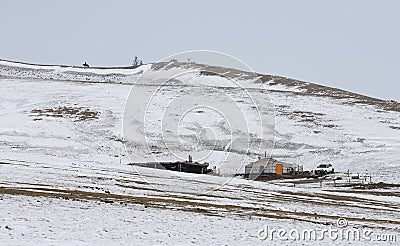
[0,61,399,245]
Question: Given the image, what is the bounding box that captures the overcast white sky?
[1,0,399,100]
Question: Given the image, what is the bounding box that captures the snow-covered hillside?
[0,60,399,245]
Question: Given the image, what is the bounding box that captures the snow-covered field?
[0,60,399,245]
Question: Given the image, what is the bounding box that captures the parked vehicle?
[314,164,334,175]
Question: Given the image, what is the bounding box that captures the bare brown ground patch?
[259,74,400,113]
[30,106,99,122]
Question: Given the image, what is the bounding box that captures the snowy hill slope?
[0,60,399,244]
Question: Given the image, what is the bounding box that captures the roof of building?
[245,157,295,168]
